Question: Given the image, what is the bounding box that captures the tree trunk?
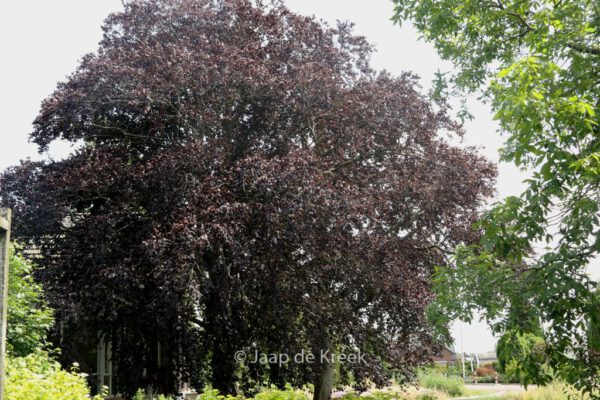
[205,251,239,396]
[313,329,334,400]
[209,316,238,395]
[211,350,238,396]
[313,357,334,400]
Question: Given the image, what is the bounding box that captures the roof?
[477,351,497,360]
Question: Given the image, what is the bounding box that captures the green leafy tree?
[588,290,600,359]
[496,330,548,385]
[7,244,54,357]
[392,0,600,394]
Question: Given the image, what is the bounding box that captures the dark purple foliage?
[0,0,495,396]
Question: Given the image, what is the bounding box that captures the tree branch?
[567,43,600,56]
[506,11,534,31]
[88,123,153,140]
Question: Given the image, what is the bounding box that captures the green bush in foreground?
[254,386,309,400]
[132,388,176,400]
[7,244,54,357]
[134,385,455,400]
[417,369,465,397]
[501,382,590,400]
[341,392,396,400]
[193,387,308,400]
[5,350,100,400]
[341,388,450,400]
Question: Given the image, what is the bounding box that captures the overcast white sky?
[0,0,535,354]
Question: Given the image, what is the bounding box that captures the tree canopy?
[392,0,600,394]
[1,0,495,397]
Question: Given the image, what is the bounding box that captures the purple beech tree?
[0,0,495,398]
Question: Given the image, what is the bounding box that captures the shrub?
[417,393,441,400]
[7,244,54,357]
[132,388,174,400]
[196,388,242,400]
[350,388,449,400]
[361,391,396,400]
[254,385,309,400]
[502,382,590,400]
[417,369,465,397]
[502,359,522,383]
[341,390,406,400]
[5,350,100,400]
[133,389,145,400]
[496,330,549,385]
[475,366,496,377]
[476,375,496,383]
[482,362,496,370]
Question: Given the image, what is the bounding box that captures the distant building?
[432,346,456,366]
[476,351,498,366]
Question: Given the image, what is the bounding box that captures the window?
[97,336,113,395]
